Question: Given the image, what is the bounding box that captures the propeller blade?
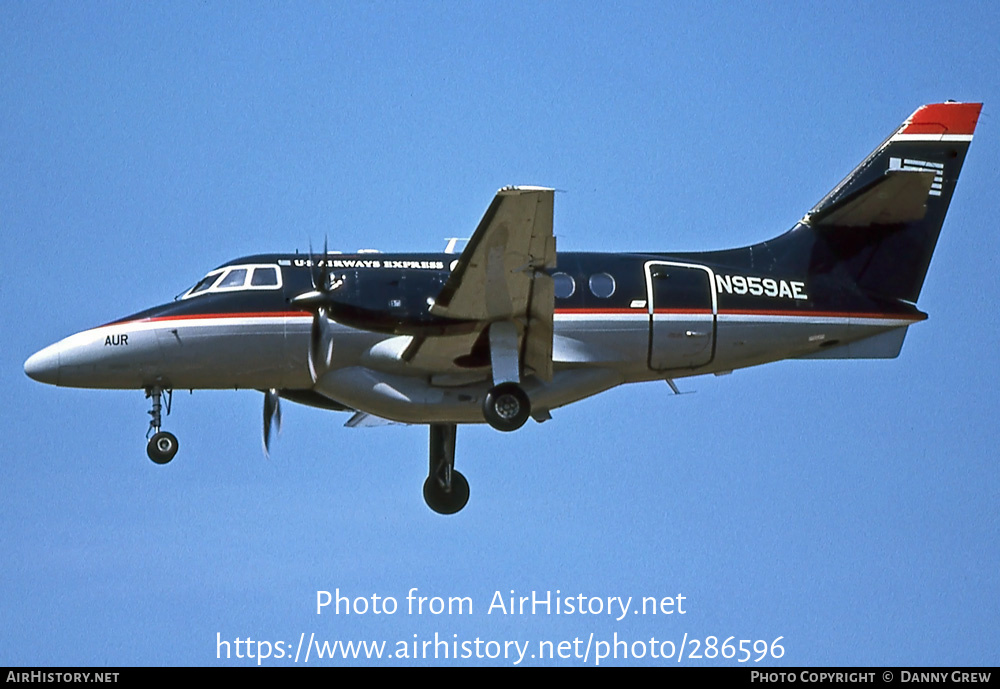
[323,336,334,370]
[308,236,332,291]
[308,314,322,382]
[308,240,320,291]
[319,236,331,291]
[307,308,334,383]
[263,388,282,455]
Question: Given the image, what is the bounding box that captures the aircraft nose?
[24,345,60,385]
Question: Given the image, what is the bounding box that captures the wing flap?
[524,271,554,380]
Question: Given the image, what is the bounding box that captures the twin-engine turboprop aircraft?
[25,102,981,514]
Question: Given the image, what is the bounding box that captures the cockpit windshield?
[181,264,283,299]
[189,272,222,296]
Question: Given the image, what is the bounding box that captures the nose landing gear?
[145,386,178,464]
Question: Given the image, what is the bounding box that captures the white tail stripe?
[890,133,974,143]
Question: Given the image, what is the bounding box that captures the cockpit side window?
[250,266,279,286]
[182,264,283,299]
[217,268,248,289]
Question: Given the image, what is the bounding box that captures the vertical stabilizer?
[803,102,981,303]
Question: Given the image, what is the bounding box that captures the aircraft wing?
[418,186,557,380]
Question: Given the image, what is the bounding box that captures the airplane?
[24,101,981,514]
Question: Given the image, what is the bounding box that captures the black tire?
[147,431,179,464]
[482,382,530,432]
[422,470,470,515]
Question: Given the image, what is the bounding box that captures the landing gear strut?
[145,386,178,464]
[482,321,531,432]
[422,424,469,514]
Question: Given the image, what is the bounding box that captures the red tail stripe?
[901,102,982,136]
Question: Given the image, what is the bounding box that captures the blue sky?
[2,2,998,666]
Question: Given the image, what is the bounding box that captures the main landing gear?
[481,321,531,432]
[423,424,469,514]
[421,323,533,513]
[145,386,178,464]
[482,382,530,432]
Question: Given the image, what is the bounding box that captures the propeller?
[291,238,337,382]
[263,388,282,456]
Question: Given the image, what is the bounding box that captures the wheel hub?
[495,394,521,419]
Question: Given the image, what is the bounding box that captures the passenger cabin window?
[553,272,576,299]
[182,264,283,299]
[588,272,616,298]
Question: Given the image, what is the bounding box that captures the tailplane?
[802,102,981,303]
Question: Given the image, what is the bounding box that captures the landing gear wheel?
[423,470,470,515]
[483,382,530,432]
[147,431,179,464]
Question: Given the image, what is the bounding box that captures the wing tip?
[497,185,555,195]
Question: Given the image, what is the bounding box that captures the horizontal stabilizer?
[809,170,935,228]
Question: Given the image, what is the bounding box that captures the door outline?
[643,260,717,371]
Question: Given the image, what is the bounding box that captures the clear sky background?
[2,2,998,667]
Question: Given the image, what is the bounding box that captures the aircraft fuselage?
[25,248,923,422]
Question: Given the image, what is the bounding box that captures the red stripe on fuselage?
[104,307,925,326]
[107,311,307,326]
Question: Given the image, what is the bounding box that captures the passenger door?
[645,261,716,371]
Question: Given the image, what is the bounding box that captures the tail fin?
[803,102,981,303]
